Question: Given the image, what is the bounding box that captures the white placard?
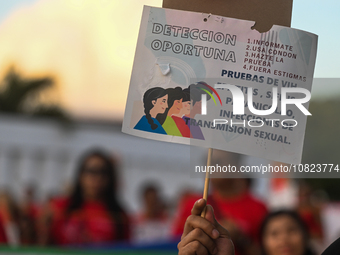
[122,6,318,164]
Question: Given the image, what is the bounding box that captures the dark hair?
[140,182,160,198]
[182,88,191,102]
[66,149,128,240]
[188,81,212,106]
[143,87,167,130]
[157,87,184,124]
[260,210,314,255]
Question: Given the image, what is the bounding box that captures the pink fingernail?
[212,229,219,238]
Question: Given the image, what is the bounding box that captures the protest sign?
[163,0,293,33]
[122,6,318,165]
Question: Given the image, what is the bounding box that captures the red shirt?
[132,212,171,243]
[172,116,192,138]
[172,191,267,243]
[299,208,323,238]
[0,215,7,244]
[50,198,129,245]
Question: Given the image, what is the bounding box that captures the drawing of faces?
[192,99,202,115]
[181,101,191,116]
[152,94,168,115]
[171,98,183,115]
[163,87,184,117]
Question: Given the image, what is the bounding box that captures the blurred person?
[0,191,20,245]
[260,210,315,255]
[38,149,130,245]
[0,218,7,244]
[296,181,323,243]
[172,150,267,255]
[268,163,297,210]
[131,182,171,243]
[0,191,10,244]
[18,185,39,245]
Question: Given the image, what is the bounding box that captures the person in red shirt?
[172,150,267,255]
[18,185,39,245]
[132,183,171,244]
[38,149,130,245]
[296,181,323,242]
[0,191,20,245]
[0,215,7,244]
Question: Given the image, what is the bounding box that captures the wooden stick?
[201,148,213,218]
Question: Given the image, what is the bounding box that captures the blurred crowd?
[0,148,328,255]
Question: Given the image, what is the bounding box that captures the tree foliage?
[0,68,70,122]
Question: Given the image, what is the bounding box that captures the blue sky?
[0,0,36,23]
[291,0,340,78]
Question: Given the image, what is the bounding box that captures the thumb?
[204,205,230,237]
